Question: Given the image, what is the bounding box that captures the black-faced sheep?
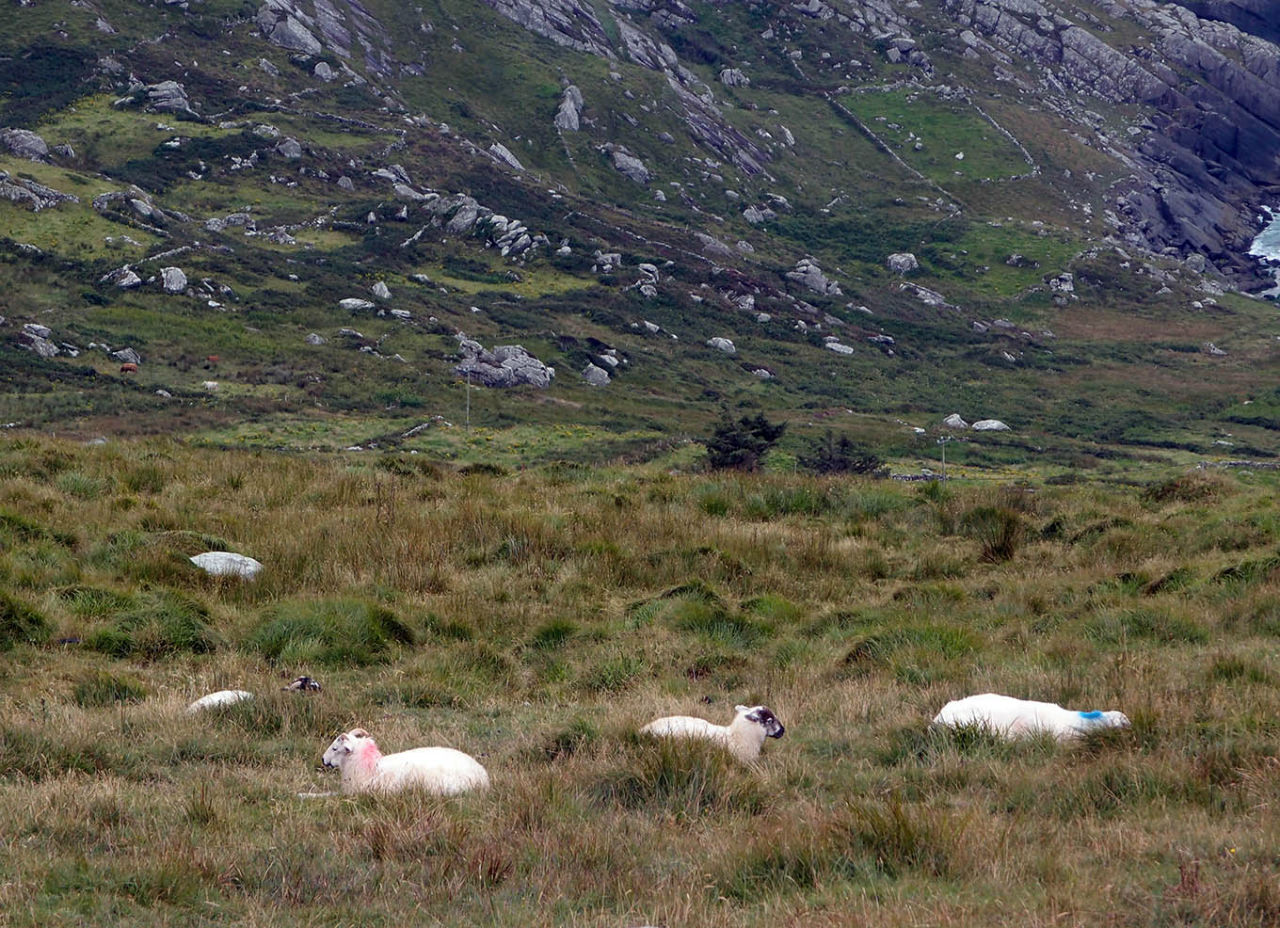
[640,704,786,762]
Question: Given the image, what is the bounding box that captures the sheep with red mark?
[321,728,490,795]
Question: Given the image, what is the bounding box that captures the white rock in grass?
[190,551,263,579]
[972,419,1011,431]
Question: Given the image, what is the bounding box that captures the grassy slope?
[0,438,1278,926]
[0,0,1276,468]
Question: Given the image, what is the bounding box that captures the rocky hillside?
[1,0,1278,466]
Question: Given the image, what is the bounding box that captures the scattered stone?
[943,413,969,429]
[160,267,187,293]
[305,332,326,345]
[605,145,651,184]
[786,256,841,296]
[706,337,736,354]
[972,419,1011,431]
[555,85,584,131]
[887,252,919,273]
[372,281,391,300]
[582,363,610,386]
[489,142,525,172]
[340,298,376,311]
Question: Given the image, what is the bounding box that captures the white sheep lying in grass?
[187,676,321,712]
[640,705,786,762]
[932,693,1130,741]
[321,728,490,795]
[187,689,254,712]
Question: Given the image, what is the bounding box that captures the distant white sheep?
[932,693,1130,740]
[188,676,321,712]
[187,689,254,712]
[321,728,490,795]
[640,704,786,762]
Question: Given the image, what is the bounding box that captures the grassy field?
[0,436,1277,926]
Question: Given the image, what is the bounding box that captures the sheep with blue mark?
[931,693,1130,740]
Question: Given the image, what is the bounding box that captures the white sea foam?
[1250,207,1280,262]
[1250,207,1280,298]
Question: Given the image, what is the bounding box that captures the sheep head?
[1079,709,1131,731]
[737,705,785,739]
[322,728,375,768]
[284,675,322,692]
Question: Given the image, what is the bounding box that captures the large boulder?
[582,363,610,386]
[555,85,584,131]
[606,146,651,184]
[161,267,188,293]
[786,257,842,296]
[146,81,194,114]
[0,128,49,161]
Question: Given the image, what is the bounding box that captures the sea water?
[1250,207,1280,297]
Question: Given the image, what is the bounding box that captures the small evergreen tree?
[706,411,787,471]
[799,430,884,475]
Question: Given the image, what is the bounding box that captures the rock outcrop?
[455,335,555,388]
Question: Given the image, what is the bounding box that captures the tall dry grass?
[0,436,1277,926]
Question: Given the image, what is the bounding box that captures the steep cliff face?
[943,0,1280,278]
[1168,0,1280,44]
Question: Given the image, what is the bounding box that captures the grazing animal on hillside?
[640,704,786,762]
[931,693,1130,740]
[283,675,321,692]
[321,728,490,795]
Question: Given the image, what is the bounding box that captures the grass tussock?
[245,598,416,666]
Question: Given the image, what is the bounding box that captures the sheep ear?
[350,728,370,739]
[734,705,749,714]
